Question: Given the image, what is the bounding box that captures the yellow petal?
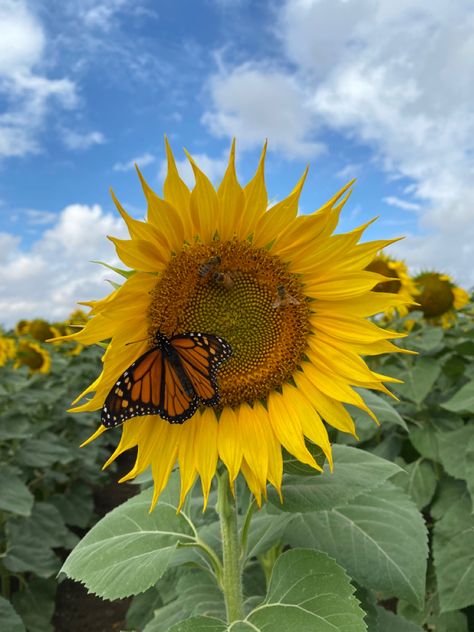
[267,391,318,469]
[178,414,200,510]
[149,422,181,511]
[240,457,263,507]
[303,360,378,423]
[217,139,244,241]
[304,272,388,300]
[294,372,356,436]
[110,189,169,250]
[135,167,185,252]
[80,424,107,447]
[163,137,193,238]
[254,401,283,499]
[194,409,219,510]
[186,150,219,243]
[252,167,308,249]
[218,406,243,483]
[108,236,167,271]
[310,313,405,343]
[238,142,268,239]
[238,402,269,492]
[282,384,332,470]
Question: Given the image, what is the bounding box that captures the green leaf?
[391,357,441,406]
[11,578,56,632]
[16,437,72,468]
[245,549,367,631]
[393,458,437,510]
[358,390,408,430]
[49,483,94,528]
[126,588,162,631]
[168,617,227,632]
[284,482,427,607]
[143,569,225,632]
[433,490,474,612]
[441,380,474,413]
[375,607,423,631]
[243,508,294,561]
[268,445,401,513]
[4,506,61,578]
[437,425,474,482]
[0,596,25,632]
[60,487,196,599]
[282,443,326,475]
[0,466,34,516]
[409,326,444,352]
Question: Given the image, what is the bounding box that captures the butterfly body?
[102,332,231,427]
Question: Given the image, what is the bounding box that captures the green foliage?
[0,344,113,631]
[3,308,474,630]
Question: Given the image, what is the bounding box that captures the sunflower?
[56,140,410,510]
[365,253,418,318]
[14,339,51,374]
[412,272,469,327]
[0,335,16,367]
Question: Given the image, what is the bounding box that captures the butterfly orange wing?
[171,333,232,406]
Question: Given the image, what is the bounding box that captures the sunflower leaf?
[244,549,367,631]
[268,445,402,512]
[441,379,474,413]
[375,606,424,631]
[433,488,474,612]
[283,482,428,608]
[391,357,441,405]
[0,466,34,516]
[0,596,25,632]
[60,487,197,600]
[167,617,227,632]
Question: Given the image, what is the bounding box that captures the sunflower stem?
[217,469,244,623]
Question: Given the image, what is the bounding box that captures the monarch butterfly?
[101,332,232,427]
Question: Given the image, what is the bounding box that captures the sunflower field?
[1,147,474,632]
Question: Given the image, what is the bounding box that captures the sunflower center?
[148,240,310,407]
[366,259,402,294]
[415,273,454,317]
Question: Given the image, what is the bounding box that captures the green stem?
[217,470,244,623]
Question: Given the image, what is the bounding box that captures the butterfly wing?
[102,344,199,427]
[101,347,165,427]
[171,333,232,406]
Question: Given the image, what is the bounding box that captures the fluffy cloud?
[203,0,474,287]
[0,0,77,158]
[113,152,156,172]
[0,204,128,327]
[202,64,324,159]
[62,129,106,150]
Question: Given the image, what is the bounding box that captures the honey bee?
[198,256,221,278]
[272,285,300,308]
[212,271,235,290]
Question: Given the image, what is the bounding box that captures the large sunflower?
[14,339,51,374]
[365,253,418,317]
[56,140,409,509]
[413,271,469,327]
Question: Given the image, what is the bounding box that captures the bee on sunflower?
[53,139,411,510]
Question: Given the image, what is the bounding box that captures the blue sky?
[1,0,473,326]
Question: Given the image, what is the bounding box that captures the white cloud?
[202,63,324,159]
[158,152,228,188]
[0,203,129,327]
[202,0,474,287]
[113,152,156,172]
[62,129,106,150]
[383,197,421,212]
[24,209,57,225]
[0,0,77,159]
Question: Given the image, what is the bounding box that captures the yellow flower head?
[365,253,418,317]
[27,318,57,342]
[56,140,410,510]
[0,335,16,367]
[14,339,51,374]
[14,319,30,336]
[413,272,469,327]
